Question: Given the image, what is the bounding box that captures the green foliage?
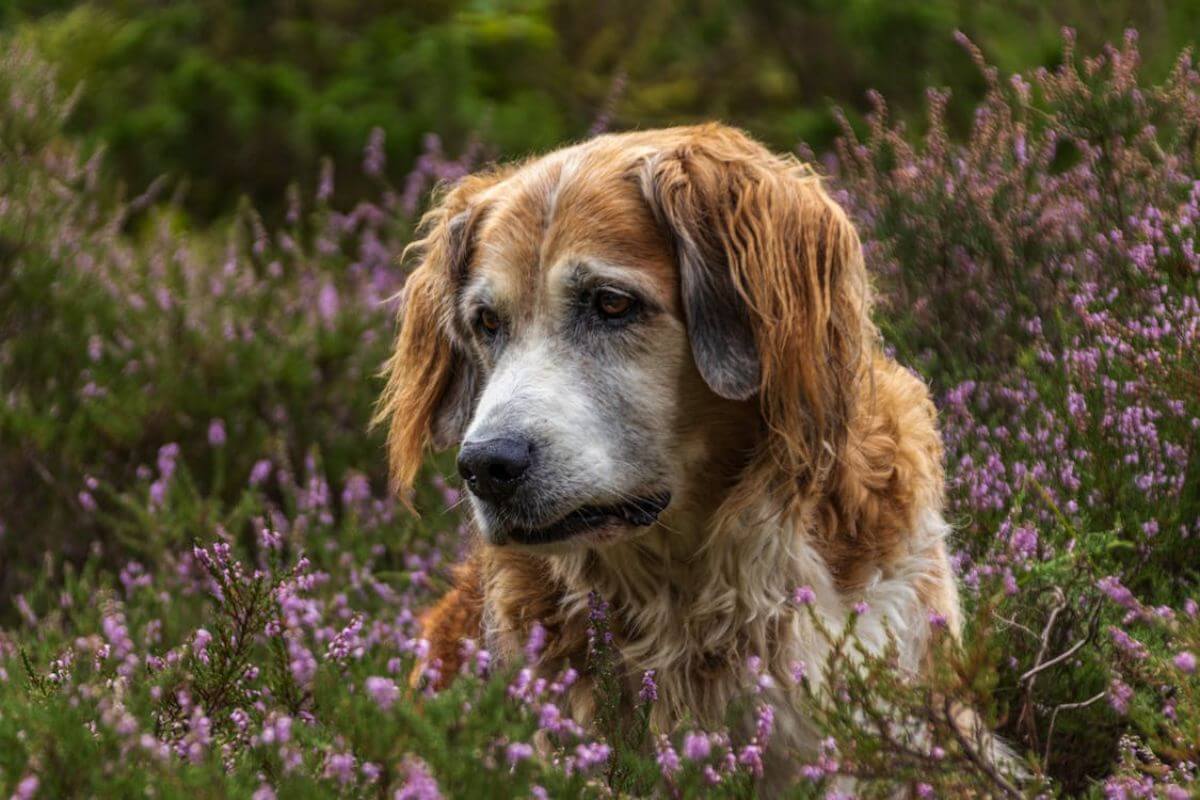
[4,0,1200,221]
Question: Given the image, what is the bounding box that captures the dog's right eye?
[476,307,502,337]
[592,287,640,326]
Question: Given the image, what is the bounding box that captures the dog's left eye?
[476,307,502,338]
[594,288,637,321]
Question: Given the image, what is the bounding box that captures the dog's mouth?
[507,492,672,546]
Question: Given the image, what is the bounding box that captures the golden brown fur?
[375,124,987,782]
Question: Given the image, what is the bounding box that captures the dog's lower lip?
[507,492,671,545]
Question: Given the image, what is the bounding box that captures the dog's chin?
[480,492,672,549]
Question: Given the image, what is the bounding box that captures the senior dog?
[375,124,983,783]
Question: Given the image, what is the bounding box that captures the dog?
[375,124,972,784]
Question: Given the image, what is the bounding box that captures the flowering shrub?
[1,30,1198,798]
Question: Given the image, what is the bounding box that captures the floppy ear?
[373,174,500,497]
[640,125,870,481]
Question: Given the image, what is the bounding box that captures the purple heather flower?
[639,669,658,703]
[249,459,273,486]
[261,713,292,744]
[149,479,167,508]
[318,282,340,323]
[573,742,611,772]
[259,527,282,550]
[1173,651,1196,674]
[157,443,180,479]
[524,621,546,663]
[655,735,680,776]
[340,473,371,508]
[473,647,492,677]
[737,743,764,777]
[102,610,134,661]
[1108,678,1134,714]
[1098,576,1139,610]
[682,731,711,761]
[207,419,226,447]
[793,585,817,605]
[505,742,534,767]
[365,676,399,710]
[317,158,334,202]
[755,703,775,743]
[192,628,212,664]
[1109,626,1148,660]
[324,751,357,785]
[14,595,36,626]
[326,615,364,661]
[1009,524,1038,559]
[363,127,386,178]
[12,775,39,800]
[537,703,562,732]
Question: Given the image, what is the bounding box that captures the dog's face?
[378,125,868,550]
[450,155,717,547]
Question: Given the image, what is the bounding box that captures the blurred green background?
[3,0,1198,222]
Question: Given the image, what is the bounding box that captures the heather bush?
[2,30,1198,798]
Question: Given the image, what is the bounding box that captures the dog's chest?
[486,531,846,750]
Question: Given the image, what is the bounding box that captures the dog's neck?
[522,475,838,729]
[530,396,830,639]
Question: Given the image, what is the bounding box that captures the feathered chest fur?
[474,496,957,776]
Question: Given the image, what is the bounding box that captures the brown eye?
[595,288,635,320]
[478,308,501,336]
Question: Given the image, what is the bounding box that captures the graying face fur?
[454,260,686,548]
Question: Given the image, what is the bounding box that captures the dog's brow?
[552,259,662,297]
[458,278,495,316]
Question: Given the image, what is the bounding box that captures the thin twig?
[1029,589,1067,686]
[1018,588,1067,748]
[1043,691,1106,766]
[992,611,1040,641]
[1020,637,1087,684]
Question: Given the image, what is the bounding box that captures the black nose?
[457,437,532,502]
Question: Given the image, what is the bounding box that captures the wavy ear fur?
[640,124,871,484]
[373,171,507,498]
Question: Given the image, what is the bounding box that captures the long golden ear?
[373,172,504,498]
[640,124,870,483]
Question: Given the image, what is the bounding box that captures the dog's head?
[377,124,869,548]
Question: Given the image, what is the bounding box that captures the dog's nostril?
[488,460,523,482]
[457,437,532,501]
[455,454,477,484]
